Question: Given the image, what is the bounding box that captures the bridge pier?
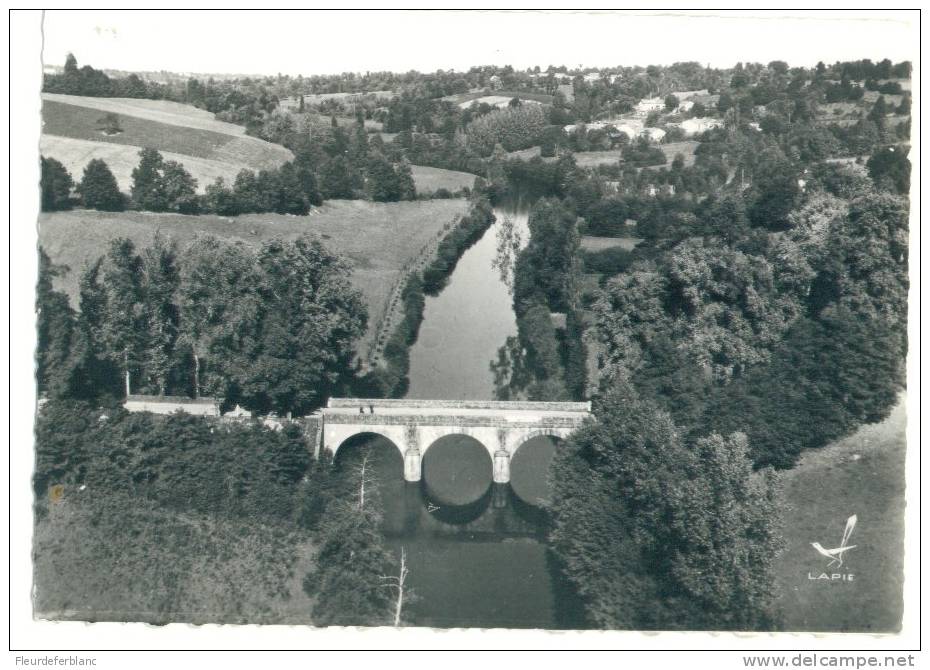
[404,448,422,482]
[493,449,511,484]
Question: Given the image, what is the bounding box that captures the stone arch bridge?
[317,398,592,483]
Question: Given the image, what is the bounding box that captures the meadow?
[775,396,907,632]
[38,198,469,356]
[41,94,293,192]
[580,236,642,251]
[410,165,476,194]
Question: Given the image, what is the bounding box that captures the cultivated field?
[38,198,470,355]
[775,396,907,632]
[410,165,476,193]
[42,92,250,135]
[41,94,293,193]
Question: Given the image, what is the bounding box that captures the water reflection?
[422,435,492,506]
[335,430,584,628]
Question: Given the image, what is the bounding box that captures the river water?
[336,201,586,629]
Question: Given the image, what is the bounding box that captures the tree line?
[40,148,323,216]
[37,234,367,417]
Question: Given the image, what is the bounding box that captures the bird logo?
[811,515,858,568]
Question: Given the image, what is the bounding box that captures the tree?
[515,197,581,312]
[304,497,395,626]
[231,236,367,415]
[160,160,199,213]
[36,249,76,397]
[304,457,396,626]
[64,52,78,75]
[76,159,124,211]
[395,159,416,201]
[40,156,74,211]
[365,152,401,202]
[141,235,180,395]
[664,94,679,111]
[665,432,783,629]
[178,237,258,399]
[232,169,262,212]
[549,380,783,630]
[99,238,147,396]
[866,146,911,195]
[320,156,356,200]
[130,148,166,211]
[204,177,240,215]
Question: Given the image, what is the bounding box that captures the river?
[336,200,585,629]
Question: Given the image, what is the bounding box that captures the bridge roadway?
[317,398,592,483]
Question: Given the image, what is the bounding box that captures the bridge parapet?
[326,398,591,413]
[321,413,586,429]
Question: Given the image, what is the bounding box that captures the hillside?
[37,199,469,355]
[40,93,293,192]
[775,396,907,632]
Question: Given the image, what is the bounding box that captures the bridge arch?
[420,433,494,507]
[325,424,408,461]
[419,429,494,457]
[509,432,564,506]
[332,430,405,460]
[509,429,568,456]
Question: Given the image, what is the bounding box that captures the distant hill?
[40,93,293,192]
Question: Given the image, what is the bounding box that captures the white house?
[633,97,665,118]
[677,117,723,137]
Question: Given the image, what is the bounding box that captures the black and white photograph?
[8,7,921,658]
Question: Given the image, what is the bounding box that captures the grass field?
[580,236,642,251]
[410,165,476,193]
[572,150,625,168]
[444,90,554,106]
[775,396,907,632]
[41,94,293,193]
[38,199,469,355]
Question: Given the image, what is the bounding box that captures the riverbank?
[363,197,497,396]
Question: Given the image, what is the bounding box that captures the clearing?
[410,165,476,194]
[775,396,907,632]
[41,93,293,193]
[580,236,642,252]
[37,198,470,355]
